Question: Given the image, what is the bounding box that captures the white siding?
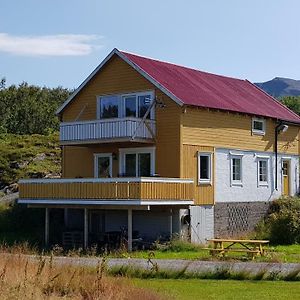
[215,148,299,203]
[190,205,214,244]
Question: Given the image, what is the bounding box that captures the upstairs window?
[99,95,119,119]
[198,152,212,184]
[252,118,265,135]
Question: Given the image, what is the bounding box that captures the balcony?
[18,177,194,206]
[60,118,156,145]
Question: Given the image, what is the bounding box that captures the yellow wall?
[182,107,299,155]
[181,144,214,205]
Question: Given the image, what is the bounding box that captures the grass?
[134,279,300,300]
[0,251,161,299]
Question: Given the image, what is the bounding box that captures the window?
[252,118,265,135]
[258,159,268,186]
[120,147,155,177]
[231,156,242,185]
[97,91,154,119]
[94,153,112,178]
[198,153,212,184]
[99,95,119,119]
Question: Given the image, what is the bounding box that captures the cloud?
[0,33,103,56]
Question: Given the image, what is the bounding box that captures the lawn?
[134,279,300,300]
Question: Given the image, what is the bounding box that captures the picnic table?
[206,238,269,259]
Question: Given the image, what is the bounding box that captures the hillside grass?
[0,132,60,187]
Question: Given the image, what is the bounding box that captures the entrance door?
[94,153,112,178]
[282,160,290,196]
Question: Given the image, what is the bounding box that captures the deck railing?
[60,118,156,143]
[18,177,194,204]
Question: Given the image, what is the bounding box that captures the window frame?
[257,158,269,187]
[197,152,212,185]
[252,118,266,136]
[97,90,155,120]
[230,155,243,186]
[94,153,113,178]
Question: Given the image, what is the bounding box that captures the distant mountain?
[255,77,300,98]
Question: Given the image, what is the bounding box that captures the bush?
[256,197,300,244]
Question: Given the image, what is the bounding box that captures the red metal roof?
[121,51,300,124]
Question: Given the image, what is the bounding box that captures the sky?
[0,0,299,89]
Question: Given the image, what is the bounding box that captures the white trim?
[18,199,193,206]
[94,153,113,178]
[197,152,212,185]
[252,118,266,136]
[19,177,193,184]
[230,155,243,186]
[257,158,269,187]
[56,48,183,115]
[229,151,244,156]
[119,147,155,177]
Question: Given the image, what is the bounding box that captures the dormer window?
[252,118,265,135]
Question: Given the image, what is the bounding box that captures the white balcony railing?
[60,118,156,143]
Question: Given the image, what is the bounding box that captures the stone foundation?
[214,201,270,238]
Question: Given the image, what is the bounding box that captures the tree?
[281,96,300,116]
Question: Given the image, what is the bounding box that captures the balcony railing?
[60,118,156,144]
[18,177,194,205]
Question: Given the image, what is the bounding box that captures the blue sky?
[0,0,299,88]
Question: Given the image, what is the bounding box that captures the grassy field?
[134,278,300,300]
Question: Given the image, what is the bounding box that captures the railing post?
[128,208,133,252]
[45,207,50,247]
[83,208,88,249]
[169,208,173,239]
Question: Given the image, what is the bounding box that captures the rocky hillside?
[0,133,61,196]
[255,77,300,98]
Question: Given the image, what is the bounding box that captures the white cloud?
[0,33,103,56]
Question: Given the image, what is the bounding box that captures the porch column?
[128,208,132,252]
[169,209,173,239]
[84,208,88,249]
[45,207,49,247]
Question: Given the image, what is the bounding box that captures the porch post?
[84,208,88,249]
[45,207,49,247]
[128,208,132,252]
[169,209,173,239]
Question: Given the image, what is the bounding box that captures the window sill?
[258,182,269,187]
[252,130,265,136]
[198,181,212,186]
[231,181,243,187]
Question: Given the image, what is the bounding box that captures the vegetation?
[281,96,300,115]
[255,197,300,244]
[0,78,71,135]
[0,251,161,300]
[134,279,300,300]
[0,133,60,187]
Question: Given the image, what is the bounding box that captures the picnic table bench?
[205,238,269,259]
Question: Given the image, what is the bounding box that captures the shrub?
[256,197,300,244]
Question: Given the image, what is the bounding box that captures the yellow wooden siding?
[182,108,299,155]
[19,181,194,201]
[181,144,214,205]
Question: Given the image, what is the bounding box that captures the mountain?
[255,77,300,98]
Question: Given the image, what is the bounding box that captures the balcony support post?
[45,207,50,247]
[128,208,132,252]
[84,208,88,250]
[169,209,173,239]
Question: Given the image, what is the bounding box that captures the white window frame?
[197,152,212,185]
[230,154,243,186]
[97,90,155,120]
[119,147,155,177]
[252,118,266,136]
[257,158,269,187]
[94,153,113,178]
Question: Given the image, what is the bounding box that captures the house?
[18,48,300,249]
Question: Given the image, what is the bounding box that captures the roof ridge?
[245,80,300,122]
[120,50,245,83]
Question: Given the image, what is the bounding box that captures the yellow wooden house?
[18,48,300,249]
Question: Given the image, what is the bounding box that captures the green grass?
[134,279,300,300]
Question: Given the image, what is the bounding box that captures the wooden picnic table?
[206,238,269,259]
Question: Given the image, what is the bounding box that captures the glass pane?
[125,154,136,176]
[125,96,136,117]
[259,160,267,182]
[100,96,119,118]
[253,121,263,131]
[138,153,151,176]
[200,155,209,179]
[283,161,288,176]
[138,95,152,119]
[232,158,241,181]
[97,157,111,178]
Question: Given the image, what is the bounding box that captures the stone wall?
[214,201,270,238]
